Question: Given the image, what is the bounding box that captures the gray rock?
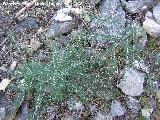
[143,18,160,38]
[0,94,12,108]
[0,66,7,72]
[89,105,97,113]
[46,14,78,37]
[15,101,29,120]
[89,0,101,8]
[141,109,153,118]
[118,67,145,96]
[67,98,84,111]
[20,17,39,29]
[111,100,126,117]
[145,11,154,19]
[0,107,5,120]
[153,3,160,24]
[121,0,156,14]
[14,17,39,33]
[62,114,80,120]
[157,40,160,46]
[57,35,69,47]
[0,92,5,118]
[131,21,148,49]
[90,0,126,41]
[94,112,112,120]
[148,96,157,110]
[37,50,51,62]
[0,94,15,119]
[126,96,141,113]
[133,60,149,73]
[124,0,141,13]
[0,14,9,32]
[40,105,58,120]
[155,52,160,65]
[0,15,8,25]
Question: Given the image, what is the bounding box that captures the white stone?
[111,100,126,117]
[143,18,160,38]
[118,68,144,96]
[153,3,160,24]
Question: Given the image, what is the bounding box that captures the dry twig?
[15,0,39,18]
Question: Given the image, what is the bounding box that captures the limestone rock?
[118,68,144,96]
[0,107,5,120]
[15,101,29,120]
[67,98,84,111]
[29,38,42,50]
[126,96,141,113]
[111,100,126,117]
[122,0,156,14]
[95,112,112,120]
[133,60,149,73]
[46,14,78,37]
[153,3,160,24]
[14,17,39,33]
[90,0,126,41]
[132,21,148,49]
[141,109,153,118]
[143,18,160,38]
[145,11,154,19]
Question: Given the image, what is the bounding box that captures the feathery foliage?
[8,21,138,119]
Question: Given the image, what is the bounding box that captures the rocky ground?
[0,0,160,119]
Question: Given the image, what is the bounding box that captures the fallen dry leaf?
[29,38,42,50]
[0,78,11,91]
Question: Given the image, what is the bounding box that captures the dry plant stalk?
[15,0,39,18]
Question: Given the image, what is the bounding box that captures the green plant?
[8,20,143,119]
[9,33,119,118]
